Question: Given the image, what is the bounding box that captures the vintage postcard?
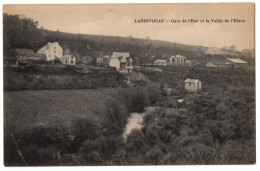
[3,3,255,166]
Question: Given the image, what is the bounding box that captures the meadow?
[4,89,115,130]
[4,85,160,166]
[4,66,255,166]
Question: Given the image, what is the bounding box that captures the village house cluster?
[206,58,248,68]
[154,55,192,66]
[14,42,134,73]
[10,41,250,92]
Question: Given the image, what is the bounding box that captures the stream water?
[122,106,156,141]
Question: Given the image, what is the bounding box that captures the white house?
[206,60,227,68]
[109,52,133,73]
[184,79,201,91]
[154,60,167,66]
[61,55,76,65]
[37,42,63,61]
[169,55,192,66]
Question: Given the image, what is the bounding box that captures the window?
[71,60,74,64]
[189,83,191,85]
[54,50,56,53]
[65,60,67,64]
[120,63,125,68]
[54,47,56,49]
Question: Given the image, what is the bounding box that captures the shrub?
[103,98,128,136]
[71,117,98,152]
[79,136,125,165]
[21,145,59,166]
[119,87,149,113]
[30,123,53,148]
[126,129,145,153]
[144,145,164,165]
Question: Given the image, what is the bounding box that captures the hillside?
[4,13,248,66]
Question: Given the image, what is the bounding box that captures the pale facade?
[206,61,218,68]
[61,55,76,65]
[154,60,167,66]
[184,79,201,91]
[169,55,192,66]
[109,52,133,73]
[37,42,63,61]
[206,61,226,68]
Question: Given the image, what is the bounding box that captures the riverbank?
[123,106,157,141]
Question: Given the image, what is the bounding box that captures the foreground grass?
[4,89,118,131]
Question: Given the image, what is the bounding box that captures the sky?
[3,3,255,50]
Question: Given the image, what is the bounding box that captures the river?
[122,106,156,141]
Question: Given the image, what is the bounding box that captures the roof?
[155,60,167,62]
[38,42,61,51]
[207,59,226,65]
[61,55,74,59]
[226,58,247,64]
[113,52,129,55]
[120,56,133,62]
[175,55,186,58]
[15,48,46,58]
[184,79,200,83]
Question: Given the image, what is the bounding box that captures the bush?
[103,98,128,136]
[144,145,164,165]
[71,117,98,152]
[79,136,125,165]
[126,129,145,153]
[21,145,59,166]
[119,87,149,113]
[30,123,53,148]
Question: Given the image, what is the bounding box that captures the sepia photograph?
[2,3,255,166]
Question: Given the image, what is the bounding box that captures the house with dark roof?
[15,48,47,66]
[225,58,248,68]
[206,58,248,68]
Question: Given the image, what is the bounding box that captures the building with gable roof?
[15,48,46,66]
[37,42,63,61]
[206,59,227,68]
[226,58,248,68]
[109,52,133,73]
[184,79,201,91]
[154,60,167,66]
[61,55,76,65]
[169,55,192,66]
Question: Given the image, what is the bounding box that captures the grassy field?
[4,89,119,131]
